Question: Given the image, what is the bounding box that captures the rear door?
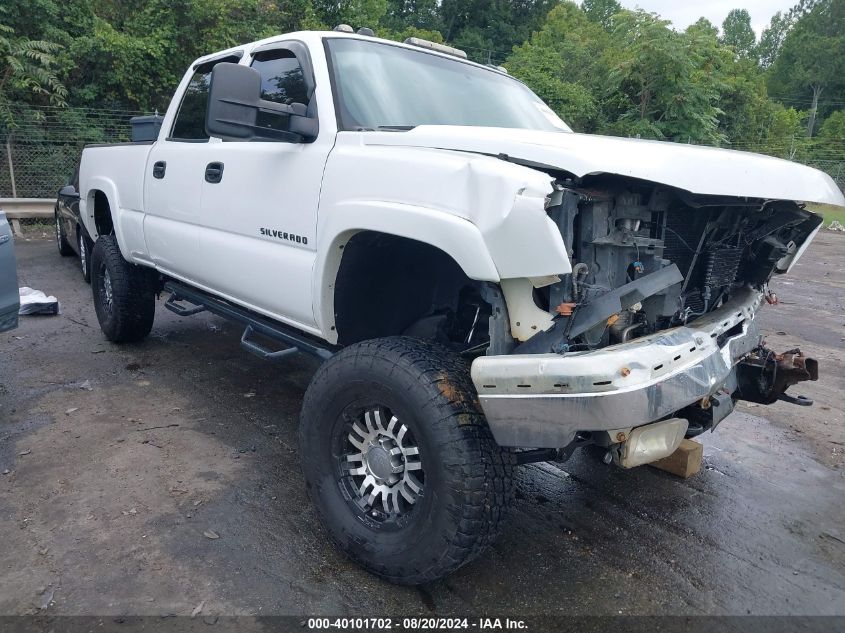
[143,54,241,282]
[0,210,19,332]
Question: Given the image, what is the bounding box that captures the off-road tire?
[55,208,74,256]
[300,336,514,585]
[90,235,156,343]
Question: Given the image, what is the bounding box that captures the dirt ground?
[1,230,844,618]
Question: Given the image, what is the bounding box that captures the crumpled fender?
[313,135,573,340]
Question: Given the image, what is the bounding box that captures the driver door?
[198,44,331,329]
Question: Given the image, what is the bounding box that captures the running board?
[163,281,335,362]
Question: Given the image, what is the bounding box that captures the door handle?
[152,161,166,179]
[205,162,224,184]
[0,234,9,245]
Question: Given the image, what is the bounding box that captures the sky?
[615,0,797,36]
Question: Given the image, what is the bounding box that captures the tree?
[689,17,718,39]
[720,9,756,58]
[602,10,726,144]
[817,109,845,140]
[313,0,388,30]
[582,0,621,31]
[439,0,556,64]
[768,0,845,136]
[0,19,66,129]
[506,2,609,131]
[382,0,440,32]
[757,11,792,68]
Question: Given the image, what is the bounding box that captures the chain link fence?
[0,141,84,198]
[1,106,844,199]
[805,159,845,193]
[0,105,144,199]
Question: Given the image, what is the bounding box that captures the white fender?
[313,200,500,343]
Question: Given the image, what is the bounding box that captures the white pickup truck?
[76,28,844,584]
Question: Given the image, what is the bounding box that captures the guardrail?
[0,198,54,236]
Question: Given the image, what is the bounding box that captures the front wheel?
[300,337,514,585]
[90,235,157,343]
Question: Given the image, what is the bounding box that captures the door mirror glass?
[205,62,316,142]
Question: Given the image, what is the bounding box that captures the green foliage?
[0,0,842,175]
[758,11,792,68]
[768,0,845,136]
[720,9,756,58]
[0,18,66,130]
[601,11,726,143]
[818,110,845,140]
[313,0,389,30]
[506,3,607,131]
[383,0,440,32]
[582,0,622,31]
[440,0,557,64]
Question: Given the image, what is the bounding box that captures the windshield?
[325,38,571,133]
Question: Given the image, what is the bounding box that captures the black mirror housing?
[205,62,317,142]
[58,184,79,198]
[205,63,261,140]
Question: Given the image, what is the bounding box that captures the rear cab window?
[170,54,242,141]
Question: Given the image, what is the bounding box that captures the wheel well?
[334,231,490,347]
[93,191,113,237]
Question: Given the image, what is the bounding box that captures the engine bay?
[518,177,823,354]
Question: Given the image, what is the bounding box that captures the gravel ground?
[0,230,843,618]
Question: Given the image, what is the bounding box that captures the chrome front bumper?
[471,288,765,448]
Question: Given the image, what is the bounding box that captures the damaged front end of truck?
[471,175,824,467]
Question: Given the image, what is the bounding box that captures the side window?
[251,50,309,131]
[171,55,240,141]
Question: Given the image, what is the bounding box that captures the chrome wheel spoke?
[341,407,424,520]
[399,484,417,504]
[405,473,423,494]
[364,410,377,433]
[373,409,386,431]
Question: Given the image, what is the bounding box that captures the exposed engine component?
[529,178,823,353]
[737,346,819,405]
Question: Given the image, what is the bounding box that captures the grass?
[806,202,845,227]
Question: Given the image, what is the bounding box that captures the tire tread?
[90,235,156,343]
[301,336,515,585]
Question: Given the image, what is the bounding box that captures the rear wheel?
[77,228,93,283]
[300,337,514,585]
[55,209,74,256]
[90,235,156,343]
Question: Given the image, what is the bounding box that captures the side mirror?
[59,185,79,198]
[205,63,317,142]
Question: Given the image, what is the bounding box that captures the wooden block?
[649,439,703,478]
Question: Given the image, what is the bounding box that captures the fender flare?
[313,200,500,343]
[82,176,132,257]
